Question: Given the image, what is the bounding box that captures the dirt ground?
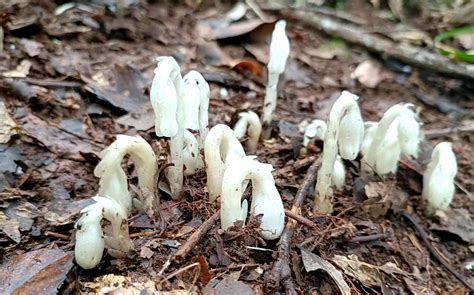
[0,0,472,294]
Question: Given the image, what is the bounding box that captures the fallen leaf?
[19,38,43,57]
[19,113,100,158]
[301,248,351,295]
[430,208,474,243]
[0,248,73,294]
[0,211,21,243]
[231,59,264,77]
[43,198,94,226]
[350,60,384,88]
[332,254,413,288]
[82,64,149,112]
[140,246,154,259]
[116,103,155,131]
[0,101,19,144]
[1,60,32,78]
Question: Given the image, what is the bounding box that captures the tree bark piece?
[174,211,219,263]
[292,11,474,79]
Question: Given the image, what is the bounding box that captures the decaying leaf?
[350,60,385,88]
[0,210,21,243]
[430,208,474,243]
[19,113,100,158]
[0,101,19,144]
[331,254,413,287]
[0,248,73,294]
[301,248,351,295]
[363,181,408,218]
[1,60,32,78]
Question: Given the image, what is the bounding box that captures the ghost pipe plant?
[233,110,262,153]
[303,119,327,147]
[221,156,285,240]
[150,56,184,200]
[182,70,210,147]
[75,196,133,269]
[362,103,421,175]
[94,135,157,216]
[314,91,364,215]
[183,129,204,176]
[261,20,290,139]
[360,121,378,156]
[423,142,457,214]
[302,120,345,189]
[204,124,246,201]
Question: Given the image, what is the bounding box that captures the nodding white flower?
[183,130,204,176]
[94,135,157,215]
[233,110,262,153]
[150,56,185,200]
[362,103,421,176]
[182,71,210,139]
[268,20,290,75]
[314,91,364,215]
[221,156,285,240]
[75,196,133,269]
[150,57,183,138]
[423,142,457,214]
[303,119,327,147]
[261,20,290,139]
[332,156,345,189]
[204,124,246,201]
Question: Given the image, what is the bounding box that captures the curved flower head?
[182,71,210,131]
[221,156,285,240]
[150,57,183,137]
[423,142,457,213]
[303,119,327,147]
[335,91,364,160]
[183,130,204,176]
[205,124,246,201]
[233,110,262,153]
[268,20,290,75]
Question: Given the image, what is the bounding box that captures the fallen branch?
[402,213,474,292]
[284,208,318,230]
[289,11,474,79]
[265,158,321,294]
[174,211,219,263]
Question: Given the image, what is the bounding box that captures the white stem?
[314,91,363,215]
[221,156,285,240]
[261,72,280,139]
[205,124,246,201]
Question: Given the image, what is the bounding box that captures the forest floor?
[0,0,473,294]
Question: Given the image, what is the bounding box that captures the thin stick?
[174,211,219,263]
[290,11,474,79]
[284,208,318,230]
[44,231,70,240]
[402,213,473,292]
[265,158,321,294]
[157,262,200,286]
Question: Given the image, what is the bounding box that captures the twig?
[174,211,219,263]
[284,208,318,230]
[290,11,474,79]
[24,78,82,88]
[157,262,200,286]
[402,212,473,292]
[265,158,321,294]
[44,230,70,240]
[349,233,384,243]
[424,123,474,139]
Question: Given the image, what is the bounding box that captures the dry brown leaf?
[332,254,413,288]
[301,248,351,295]
[0,101,19,144]
[430,208,474,243]
[1,60,32,78]
[0,248,73,294]
[350,60,384,88]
